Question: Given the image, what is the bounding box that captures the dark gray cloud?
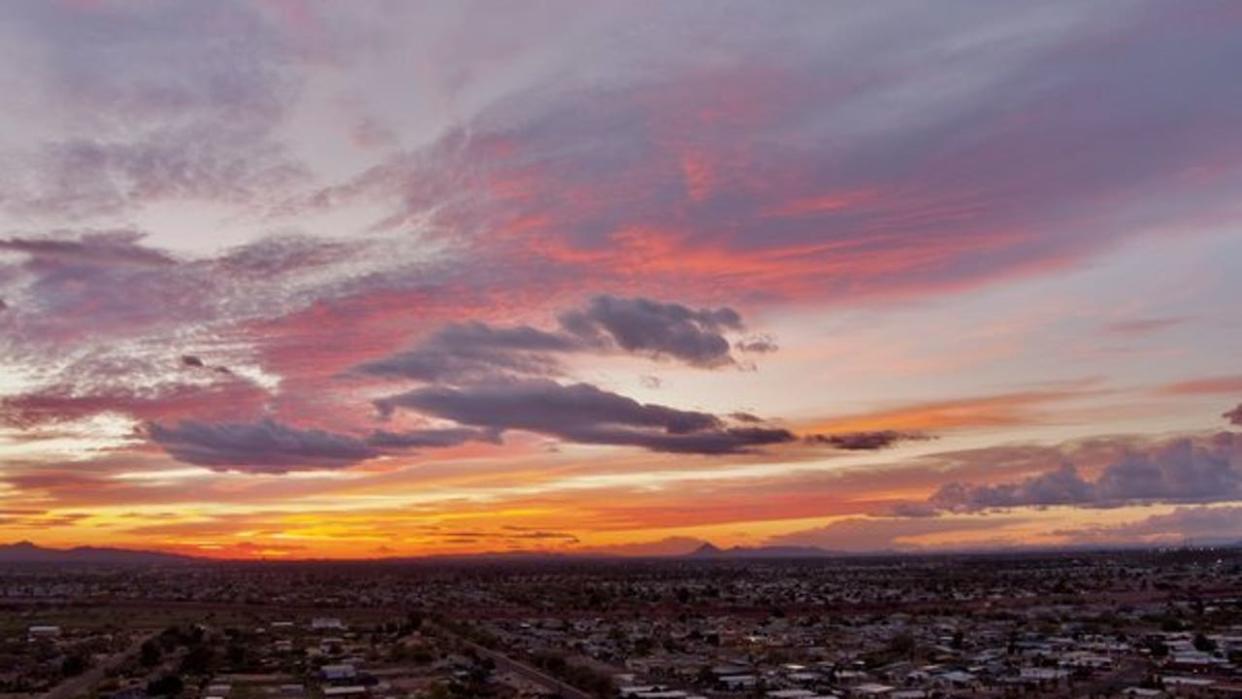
[358,322,576,382]
[366,427,497,449]
[357,294,759,382]
[376,378,794,455]
[559,295,743,368]
[357,295,790,455]
[736,335,779,354]
[0,231,176,267]
[1225,403,1242,426]
[807,430,932,451]
[930,463,1096,511]
[927,431,1242,512]
[148,419,378,473]
[729,412,763,423]
[147,418,504,473]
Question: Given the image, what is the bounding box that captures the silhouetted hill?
[0,541,194,564]
[688,542,724,557]
[686,541,837,559]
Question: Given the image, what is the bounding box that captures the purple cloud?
[559,295,744,368]
[358,295,756,382]
[1224,403,1242,426]
[148,419,378,474]
[376,378,794,455]
[807,430,933,451]
[926,432,1242,511]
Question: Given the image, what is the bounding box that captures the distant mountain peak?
[689,542,724,557]
[684,542,836,559]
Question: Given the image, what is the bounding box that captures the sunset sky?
[2,1,1242,559]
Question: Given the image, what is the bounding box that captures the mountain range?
[0,539,841,564]
[0,540,194,564]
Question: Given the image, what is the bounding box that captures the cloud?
[930,463,1096,511]
[807,430,932,451]
[357,321,576,382]
[0,1,303,221]
[807,388,1096,433]
[358,294,755,382]
[315,1,1242,312]
[147,418,378,473]
[730,412,763,423]
[0,230,213,346]
[354,294,785,456]
[366,427,497,449]
[767,514,1015,553]
[147,418,502,473]
[1227,404,1242,426]
[1,377,269,429]
[180,355,206,368]
[1159,375,1242,395]
[736,335,778,354]
[1054,505,1242,547]
[925,431,1242,512]
[558,295,743,368]
[376,378,794,455]
[0,232,176,267]
[4,135,304,221]
[1104,317,1187,336]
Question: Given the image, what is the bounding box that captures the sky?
[2,0,1242,559]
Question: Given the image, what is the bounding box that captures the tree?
[180,644,215,674]
[147,674,184,697]
[141,640,163,668]
[1146,638,1169,659]
[888,632,915,658]
[61,654,88,677]
[227,643,247,667]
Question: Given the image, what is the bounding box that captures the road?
[42,630,160,699]
[427,623,594,699]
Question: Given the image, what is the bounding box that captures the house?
[322,687,368,697]
[28,625,62,640]
[322,664,358,681]
[1161,675,1215,694]
[718,675,758,690]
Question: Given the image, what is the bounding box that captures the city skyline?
[2,1,1242,559]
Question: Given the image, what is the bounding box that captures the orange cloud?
[1159,375,1242,395]
[806,388,1092,433]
